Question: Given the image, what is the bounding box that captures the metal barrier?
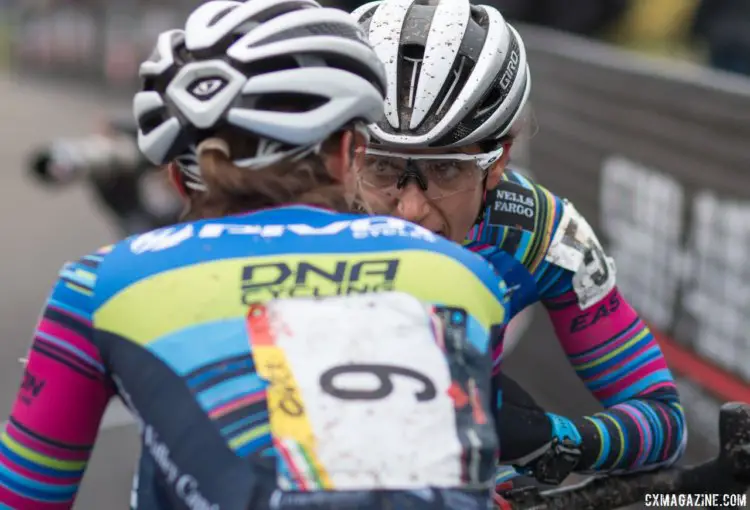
[8,0,105,82]
[5,0,345,89]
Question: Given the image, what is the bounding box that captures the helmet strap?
[474,173,490,225]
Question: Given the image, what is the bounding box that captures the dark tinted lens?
[361,154,484,199]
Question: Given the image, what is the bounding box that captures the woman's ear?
[167,162,190,200]
[351,129,368,170]
[328,129,368,182]
[486,141,513,189]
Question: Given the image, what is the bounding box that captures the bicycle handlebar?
[500,402,750,509]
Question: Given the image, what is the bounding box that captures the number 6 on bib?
[246,292,497,491]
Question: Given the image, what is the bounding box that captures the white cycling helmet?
[352,0,531,149]
[134,0,387,184]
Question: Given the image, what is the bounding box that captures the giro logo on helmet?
[188,77,227,100]
[499,50,521,91]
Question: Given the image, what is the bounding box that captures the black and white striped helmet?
[353,0,530,149]
[134,0,387,181]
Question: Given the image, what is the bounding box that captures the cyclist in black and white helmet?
[8,1,523,510]
[352,0,530,239]
[352,0,686,494]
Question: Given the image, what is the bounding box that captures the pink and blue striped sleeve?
[542,281,687,472]
[0,249,114,509]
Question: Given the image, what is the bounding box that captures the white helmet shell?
[134,0,387,173]
[353,0,531,149]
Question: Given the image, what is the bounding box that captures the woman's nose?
[396,182,431,224]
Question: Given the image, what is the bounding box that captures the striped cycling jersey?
[468,169,686,483]
[0,206,510,510]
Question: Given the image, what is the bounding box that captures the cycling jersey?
[468,170,687,484]
[0,205,510,510]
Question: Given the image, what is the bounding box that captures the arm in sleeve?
[537,200,686,473]
[0,254,114,509]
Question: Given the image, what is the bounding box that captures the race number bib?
[546,201,617,309]
[247,292,496,491]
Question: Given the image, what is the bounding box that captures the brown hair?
[182,132,354,221]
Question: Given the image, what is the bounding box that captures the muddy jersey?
[0,206,510,510]
[467,169,686,481]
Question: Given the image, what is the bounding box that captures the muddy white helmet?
[353,0,530,149]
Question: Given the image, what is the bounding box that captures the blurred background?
[1,0,749,507]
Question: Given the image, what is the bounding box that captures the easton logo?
[189,77,227,99]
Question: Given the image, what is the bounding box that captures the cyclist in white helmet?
[351,0,686,490]
[0,1,513,509]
